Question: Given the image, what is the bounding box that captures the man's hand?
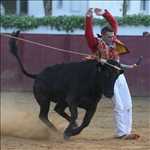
[132,64,138,68]
[94,8,105,16]
[86,8,93,17]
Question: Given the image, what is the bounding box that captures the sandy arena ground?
[1,92,150,150]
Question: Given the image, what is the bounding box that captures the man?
[85,8,140,139]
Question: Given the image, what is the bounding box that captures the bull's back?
[36,60,98,94]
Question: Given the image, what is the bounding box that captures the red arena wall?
[1,34,150,96]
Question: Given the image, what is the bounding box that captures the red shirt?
[85,9,119,60]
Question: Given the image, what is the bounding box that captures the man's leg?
[125,108,132,135]
[113,75,127,136]
[113,109,127,137]
[113,74,139,139]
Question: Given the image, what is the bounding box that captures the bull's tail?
[9,31,37,79]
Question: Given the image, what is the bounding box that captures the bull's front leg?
[68,104,97,137]
[64,96,78,139]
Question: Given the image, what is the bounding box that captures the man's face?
[102,31,115,45]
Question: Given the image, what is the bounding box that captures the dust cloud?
[1,92,62,140]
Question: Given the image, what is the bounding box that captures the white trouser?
[112,74,132,136]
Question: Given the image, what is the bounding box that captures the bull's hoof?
[71,122,78,129]
[63,132,72,140]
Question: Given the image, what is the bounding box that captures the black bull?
[9,31,124,139]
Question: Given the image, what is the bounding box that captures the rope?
[0,33,89,57]
[0,33,122,71]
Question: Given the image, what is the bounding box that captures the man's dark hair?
[101,26,114,35]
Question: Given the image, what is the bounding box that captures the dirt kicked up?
[1,92,150,150]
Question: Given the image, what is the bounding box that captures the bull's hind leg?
[54,103,78,128]
[54,103,71,121]
[33,82,57,131]
[39,100,57,131]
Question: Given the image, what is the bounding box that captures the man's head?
[100,26,115,45]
